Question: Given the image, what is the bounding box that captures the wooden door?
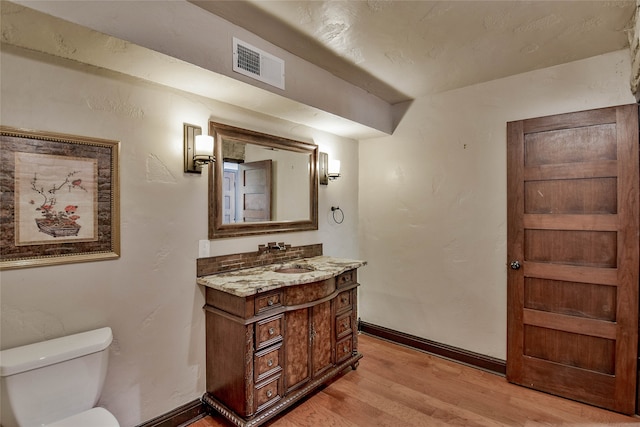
[239,160,272,222]
[506,104,639,414]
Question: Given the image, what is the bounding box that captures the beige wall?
[359,49,635,359]
[630,0,640,98]
[1,3,636,426]
[0,46,359,426]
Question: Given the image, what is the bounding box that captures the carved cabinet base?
[202,353,362,427]
[203,269,362,427]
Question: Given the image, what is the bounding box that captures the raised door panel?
[312,301,333,377]
[223,170,236,223]
[239,159,272,222]
[284,308,310,392]
[506,104,639,414]
[206,313,254,418]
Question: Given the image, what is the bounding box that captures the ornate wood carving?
[204,269,361,427]
[202,353,362,427]
[244,325,254,416]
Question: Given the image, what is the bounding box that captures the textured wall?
[630,0,640,98]
[5,0,391,138]
[0,46,359,426]
[358,50,635,360]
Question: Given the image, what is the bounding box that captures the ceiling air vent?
[233,37,285,90]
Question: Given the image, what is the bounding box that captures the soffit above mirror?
[3,1,390,139]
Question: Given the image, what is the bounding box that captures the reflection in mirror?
[222,144,311,223]
[209,122,318,239]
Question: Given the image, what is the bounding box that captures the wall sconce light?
[184,123,215,173]
[319,152,341,185]
[328,159,341,180]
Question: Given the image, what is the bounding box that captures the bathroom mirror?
[208,121,318,239]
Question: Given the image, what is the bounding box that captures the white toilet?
[0,327,120,427]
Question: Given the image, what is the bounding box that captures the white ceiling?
[193,0,636,104]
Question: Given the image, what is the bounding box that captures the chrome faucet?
[259,242,289,254]
[269,242,287,251]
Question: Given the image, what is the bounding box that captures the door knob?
[510,260,521,270]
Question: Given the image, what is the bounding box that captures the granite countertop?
[197,255,367,297]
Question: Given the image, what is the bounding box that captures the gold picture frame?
[0,126,120,269]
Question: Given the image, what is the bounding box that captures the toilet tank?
[0,327,113,427]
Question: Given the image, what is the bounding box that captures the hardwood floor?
[190,334,640,427]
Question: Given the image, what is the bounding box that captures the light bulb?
[194,134,214,156]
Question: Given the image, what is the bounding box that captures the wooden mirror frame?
[208,122,318,239]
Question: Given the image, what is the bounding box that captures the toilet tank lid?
[0,327,113,377]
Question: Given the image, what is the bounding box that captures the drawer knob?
[341,297,348,304]
[342,321,349,329]
[267,359,274,367]
[343,346,349,353]
[268,327,275,335]
[267,299,274,306]
[266,389,273,398]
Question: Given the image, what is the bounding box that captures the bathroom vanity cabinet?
[200,264,362,427]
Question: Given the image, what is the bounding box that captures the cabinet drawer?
[336,311,353,339]
[336,290,352,312]
[255,291,283,315]
[336,269,356,288]
[256,315,283,350]
[255,344,282,383]
[336,335,353,364]
[255,374,282,413]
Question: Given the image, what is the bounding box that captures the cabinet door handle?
[266,389,273,398]
[268,327,275,335]
[267,359,274,367]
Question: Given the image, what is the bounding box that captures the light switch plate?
[198,240,210,258]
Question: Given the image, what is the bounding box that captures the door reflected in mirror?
[222,146,311,223]
[209,122,318,238]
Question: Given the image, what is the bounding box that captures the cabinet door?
[311,301,333,377]
[284,308,310,392]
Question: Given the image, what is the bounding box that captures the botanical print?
[15,152,97,245]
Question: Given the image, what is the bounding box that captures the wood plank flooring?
[191,334,640,427]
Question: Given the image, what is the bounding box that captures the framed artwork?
[0,126,120,269]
